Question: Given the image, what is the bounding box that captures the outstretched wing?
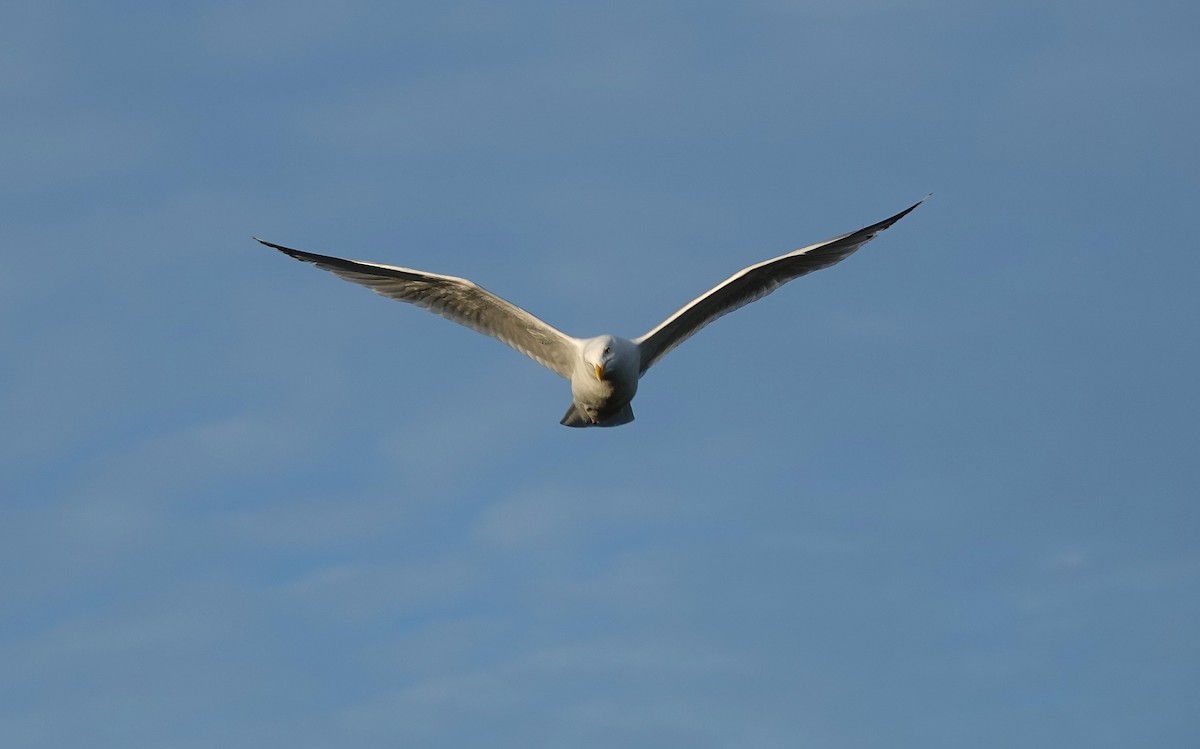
[256,239,580,378]
[634,198,926,374]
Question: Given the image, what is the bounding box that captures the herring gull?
[256,198,925,427]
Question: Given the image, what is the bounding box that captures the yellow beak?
[594,363,605,381]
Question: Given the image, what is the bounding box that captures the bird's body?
[563,335,640,427]
[256,198,925,427]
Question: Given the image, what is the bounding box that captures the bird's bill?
[594,363,605,381]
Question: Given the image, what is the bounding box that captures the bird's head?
[585,336,618,381]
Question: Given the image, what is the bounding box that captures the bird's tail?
[560,402,635,428]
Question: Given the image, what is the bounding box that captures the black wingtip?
[253,236,286,252]
[864,195,930,235]
[896,194,930,220]
[252,236,314,263]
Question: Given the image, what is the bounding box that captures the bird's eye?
[603,346,611,355]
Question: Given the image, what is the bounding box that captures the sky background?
[3,0,1198,746]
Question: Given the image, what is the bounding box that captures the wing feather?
[256,239,580,378]
[634,198,926,374]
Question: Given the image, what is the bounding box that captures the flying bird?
[256,198,925,427]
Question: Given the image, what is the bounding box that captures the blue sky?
[3,0,1198,746]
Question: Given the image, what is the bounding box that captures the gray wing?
[256,239,580,378]
[634,198,925,374]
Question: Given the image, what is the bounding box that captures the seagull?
[256,197,924,427]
